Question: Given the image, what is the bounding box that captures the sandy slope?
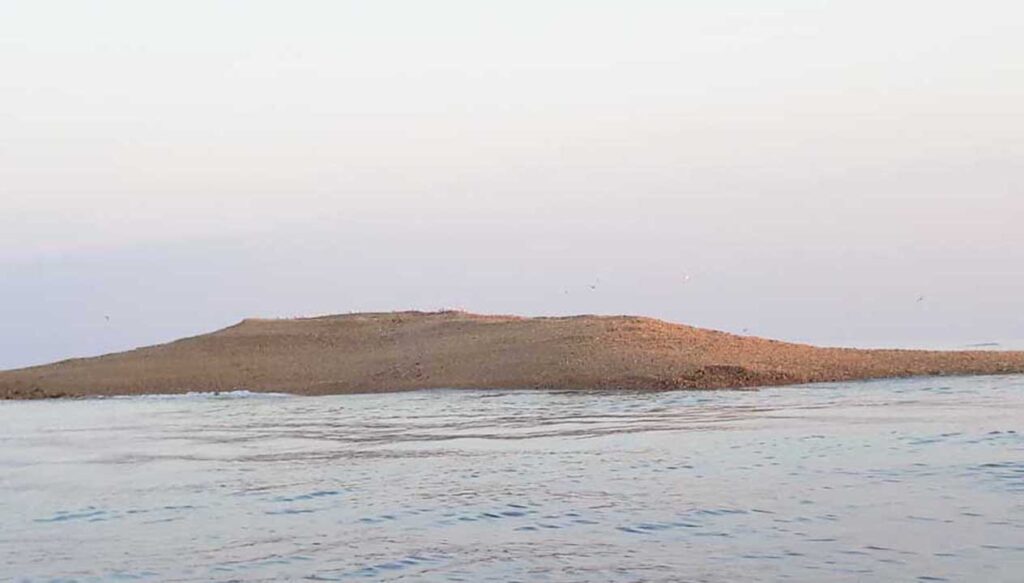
[3,311,1024,399]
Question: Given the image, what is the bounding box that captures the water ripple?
[2,374,1023,582]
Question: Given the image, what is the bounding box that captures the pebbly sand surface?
[2,310,1024,399]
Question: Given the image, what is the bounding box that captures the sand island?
[2,310,1023,399]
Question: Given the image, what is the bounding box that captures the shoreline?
[6,372,1024,403]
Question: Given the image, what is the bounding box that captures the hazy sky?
[2,0,1023,369]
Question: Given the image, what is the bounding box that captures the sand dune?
[3,311,1024,399]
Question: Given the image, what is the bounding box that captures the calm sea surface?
[2,375,1022,582]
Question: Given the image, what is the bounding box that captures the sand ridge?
[2,310,1024,399]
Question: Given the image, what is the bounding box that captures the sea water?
[1,375,1022,582]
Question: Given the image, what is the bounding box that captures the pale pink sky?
[2,1,1022,368]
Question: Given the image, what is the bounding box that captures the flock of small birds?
[98,280,930,338]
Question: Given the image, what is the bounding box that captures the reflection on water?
[1,375,1023,582]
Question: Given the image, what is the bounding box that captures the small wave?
[110,390,295,401]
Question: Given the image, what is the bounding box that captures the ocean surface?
[2,376,1022,582]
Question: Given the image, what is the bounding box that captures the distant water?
[2,376,1023,582]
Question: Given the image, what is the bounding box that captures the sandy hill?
[3,311,1024,399]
